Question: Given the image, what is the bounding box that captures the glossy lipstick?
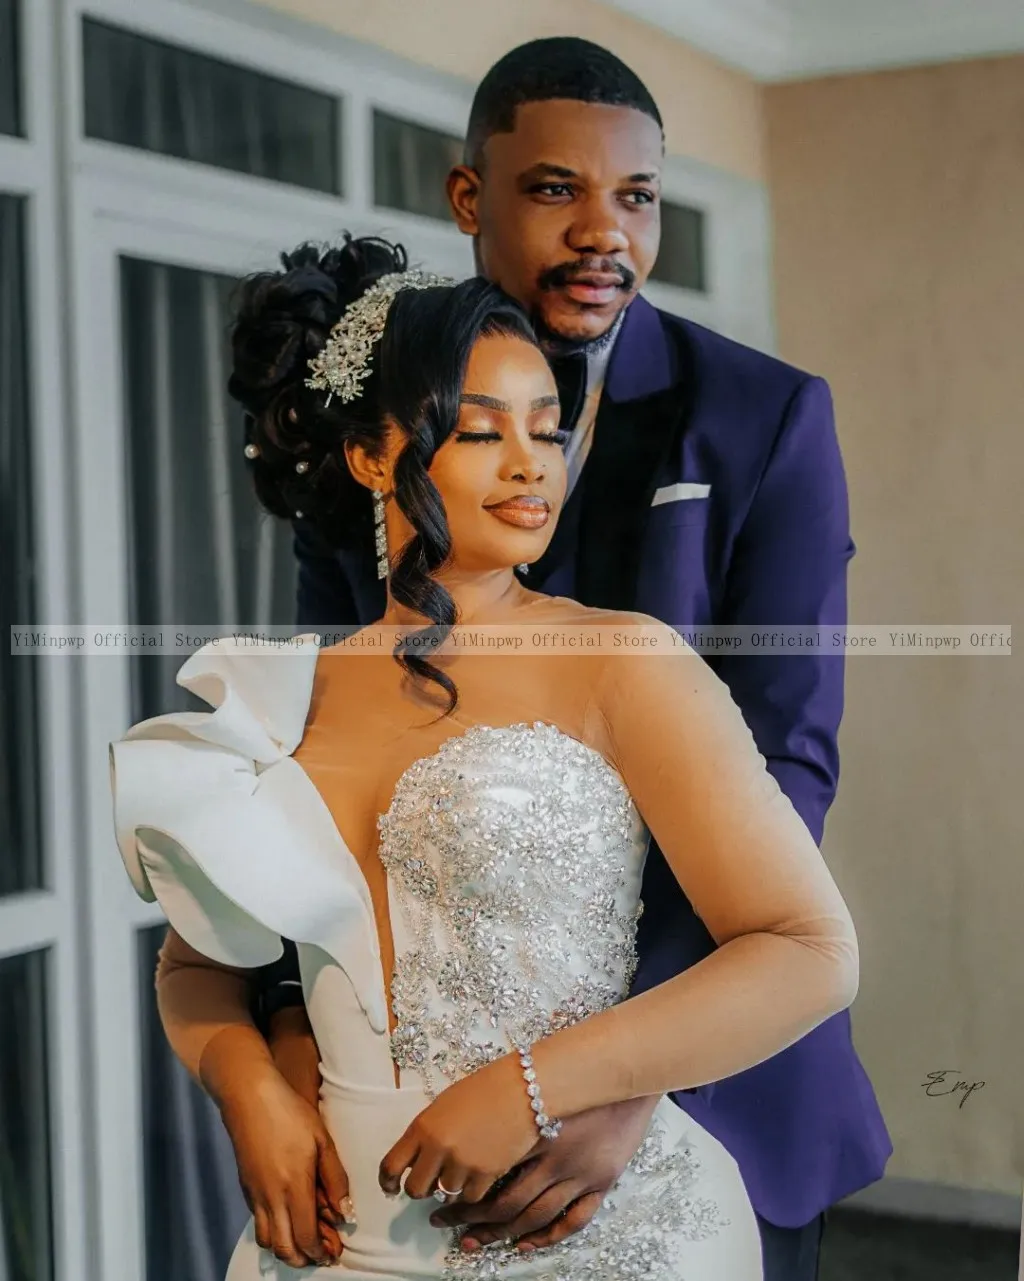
[484,495,550,529]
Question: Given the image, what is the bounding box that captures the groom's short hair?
[465,37,663,168]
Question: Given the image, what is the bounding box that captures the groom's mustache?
[537,258,636,293]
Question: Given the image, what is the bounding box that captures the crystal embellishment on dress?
[441,1120,729,1279]
[374,724,729,1275]
[377,723,646,1100]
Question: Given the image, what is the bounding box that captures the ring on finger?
[433,1180,465,1203]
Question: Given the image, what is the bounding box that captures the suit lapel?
[575,300,694,610]
[575,387,684,609]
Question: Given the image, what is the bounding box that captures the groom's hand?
[430,1095,658,1253]
[222,1069,349,1267]
[265,1006,345,1260]
[268,1005,323,1109]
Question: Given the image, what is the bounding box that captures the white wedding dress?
[111,635,764,1279]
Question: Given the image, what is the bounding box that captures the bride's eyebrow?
[461,393,511,412]
[460,393,560,412]
[530,394,560,411]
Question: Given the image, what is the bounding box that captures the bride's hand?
[379,1054,539,1203]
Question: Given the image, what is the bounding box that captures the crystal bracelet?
[518,1046,562,1142]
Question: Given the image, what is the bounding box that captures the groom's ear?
[447,165,482,237]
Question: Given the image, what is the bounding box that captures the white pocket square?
[651,482,711,507]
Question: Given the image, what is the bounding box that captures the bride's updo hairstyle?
[227,234,540,713]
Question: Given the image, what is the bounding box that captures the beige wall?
[767,57,1024,1196]
[250,0,765,183]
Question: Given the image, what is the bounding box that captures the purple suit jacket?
[291,296,892,1228]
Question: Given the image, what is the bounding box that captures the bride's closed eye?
[455,429,569,446]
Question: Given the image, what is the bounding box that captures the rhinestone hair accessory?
[305,269,455,405]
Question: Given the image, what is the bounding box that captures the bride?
[110,236,858,1279]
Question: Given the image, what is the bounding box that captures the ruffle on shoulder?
[109,637,388,1032]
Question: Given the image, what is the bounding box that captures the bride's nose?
[502,437,546,485]
[509,459,545,484]
[507,457,545,485]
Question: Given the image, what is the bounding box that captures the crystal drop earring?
[373,489,389,581]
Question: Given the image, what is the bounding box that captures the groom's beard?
[533,308,627,361]
[534,321,620,361]
[532,258,636,359]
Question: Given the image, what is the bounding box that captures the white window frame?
[0,3,91,1281]
[642,152,776,355]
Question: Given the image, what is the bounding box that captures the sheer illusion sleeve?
[536,618,859,1112]
[154,927,258,1080]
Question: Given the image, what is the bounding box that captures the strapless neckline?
[378,720,630,830]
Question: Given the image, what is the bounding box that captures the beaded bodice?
[376,722,650,1096]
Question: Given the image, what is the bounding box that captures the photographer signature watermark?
[921,1070,985,1108]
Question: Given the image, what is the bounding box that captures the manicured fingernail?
[461,1238,480,1253]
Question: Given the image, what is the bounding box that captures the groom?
[259,37,891,1281]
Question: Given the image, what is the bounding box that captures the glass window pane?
[83,19,342,195]
[373,109,462,222]
[119,257,297,722]
[137,927,247,1281]
[0,0,20,138]
[0,949,53,1281]
[651,200,707,293]
[0,193,43,896]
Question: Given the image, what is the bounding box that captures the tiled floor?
[820,1209,1020,1281]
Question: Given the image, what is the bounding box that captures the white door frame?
[0,2,90,1279]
